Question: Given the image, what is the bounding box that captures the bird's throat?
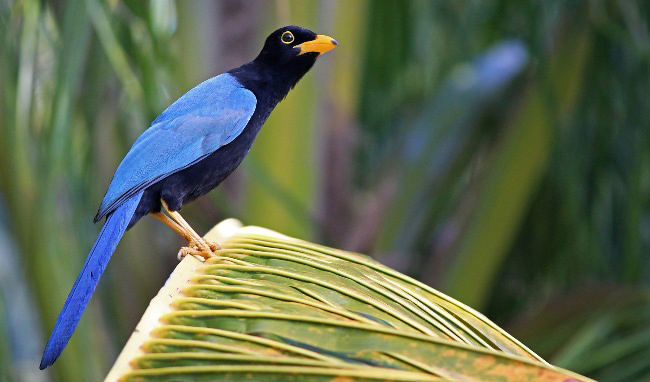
[229,57,315,108]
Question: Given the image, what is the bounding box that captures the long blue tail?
[39,191,143,369]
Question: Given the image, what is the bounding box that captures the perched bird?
[40,25,337,369]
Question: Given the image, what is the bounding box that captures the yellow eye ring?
[281,31,294,44]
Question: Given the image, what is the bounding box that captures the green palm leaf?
[107,220,590,382]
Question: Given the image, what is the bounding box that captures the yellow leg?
[153,212,211,260]
[160,201,209,250]
[152,212,192,242]
[160,200,220,259]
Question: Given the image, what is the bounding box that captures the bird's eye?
[281,31,294,44]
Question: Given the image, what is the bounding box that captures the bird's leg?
[170,213,221,252]
[160,201,212,251]
[152,212,209,261]
[152,213,192,242]
[160,200,220,259]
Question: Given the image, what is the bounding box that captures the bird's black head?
[234,26,336,98]
[230,26,337,106]
[255,26,338,67]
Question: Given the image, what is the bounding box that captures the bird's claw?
[207,241,221,251]
[187,239,220,252]
[187,240,221,252]
[177,246,215,261]
[177,239,220,261]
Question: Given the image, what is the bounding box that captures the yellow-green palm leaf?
[107,220,591,382]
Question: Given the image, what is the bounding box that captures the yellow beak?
[296,34,338,55]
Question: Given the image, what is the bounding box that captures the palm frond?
[107,220,590,382]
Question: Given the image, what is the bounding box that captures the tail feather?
[39,191,143,369]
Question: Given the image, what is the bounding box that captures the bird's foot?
[188,239,220,253]
[177,239,220,261]
[177,246,215,261]
[206,241,221,251]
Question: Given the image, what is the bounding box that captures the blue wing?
[95,73,256,221]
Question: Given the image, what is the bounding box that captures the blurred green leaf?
[509,288,650,381]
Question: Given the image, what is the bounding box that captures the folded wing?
[95,73,256,221]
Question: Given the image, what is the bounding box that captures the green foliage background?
[0,0,648,381]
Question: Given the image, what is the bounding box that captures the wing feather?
[95,73,256,221]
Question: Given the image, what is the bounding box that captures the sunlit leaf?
[108,221,590,382]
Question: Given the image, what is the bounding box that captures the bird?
[39,25,337,369]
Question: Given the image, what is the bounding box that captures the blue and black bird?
[40,26,337,369]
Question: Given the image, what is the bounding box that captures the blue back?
[96,73,257,220]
